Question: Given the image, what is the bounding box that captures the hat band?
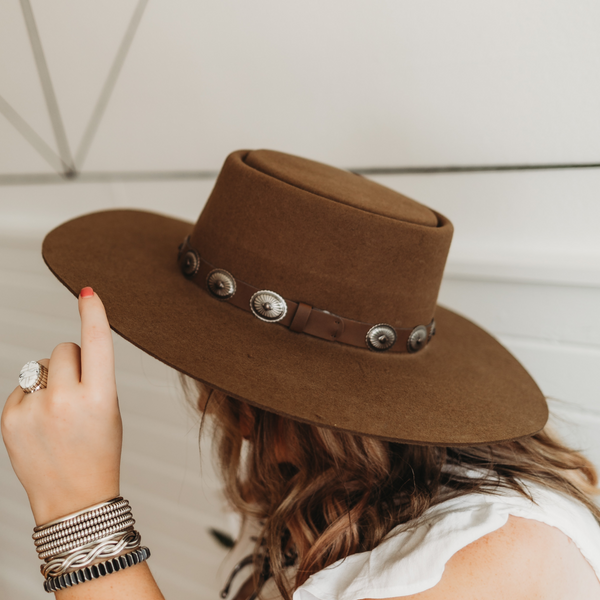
[177,237,435,353]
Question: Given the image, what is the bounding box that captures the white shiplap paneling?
[371,168,600,267]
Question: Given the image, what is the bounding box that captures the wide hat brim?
[42,209,548,446]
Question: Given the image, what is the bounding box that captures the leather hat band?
[177,237,435,353]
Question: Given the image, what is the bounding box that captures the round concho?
[181,249,200,278]
[407,325,428,353]
[366,324,397,352]
[250,290,287,323]
[206,269,236,300]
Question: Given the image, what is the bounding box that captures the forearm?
[55,562,165,600]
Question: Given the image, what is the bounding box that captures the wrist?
[30,486,120,526]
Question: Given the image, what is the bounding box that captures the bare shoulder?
[362,515,600,600]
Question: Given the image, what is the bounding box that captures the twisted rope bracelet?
[42,530,141,578]
[43,547,151,593]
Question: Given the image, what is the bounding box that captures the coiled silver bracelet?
[33,497,129,537]
[34,504,132,544]
[35,512,134,553]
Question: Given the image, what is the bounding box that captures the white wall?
[1,1,600,599]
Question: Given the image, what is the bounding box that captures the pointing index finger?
[79,287,116,392]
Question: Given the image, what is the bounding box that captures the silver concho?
[206,269,236,300]
[181,249,200,278]
[250,290,287,323]
[407,325,428,353]
[366,324,397,352]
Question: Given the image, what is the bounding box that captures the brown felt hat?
[42,149,548,446]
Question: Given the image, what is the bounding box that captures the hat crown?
[245,150,438,227]
[191,150,453,328]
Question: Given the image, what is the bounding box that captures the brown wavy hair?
[187,380,600,600]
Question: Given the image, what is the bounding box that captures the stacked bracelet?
[33,497,148,593]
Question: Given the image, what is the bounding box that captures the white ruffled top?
[220,471,600,600]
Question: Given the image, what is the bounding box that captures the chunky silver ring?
[18,361,48,393]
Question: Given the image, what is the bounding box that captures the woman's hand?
[1,287,122,526]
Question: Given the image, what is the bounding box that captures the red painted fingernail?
[80,287,94,298]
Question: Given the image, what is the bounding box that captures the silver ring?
[19,361,48,393]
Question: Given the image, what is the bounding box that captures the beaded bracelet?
[43,547,151,593]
